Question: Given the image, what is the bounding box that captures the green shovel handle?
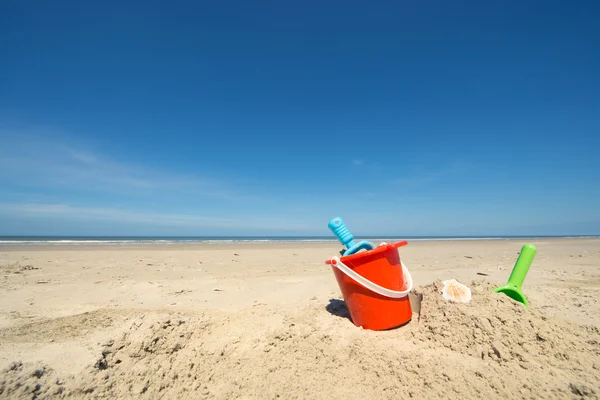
[506,244,537,288]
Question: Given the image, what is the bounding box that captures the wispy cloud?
[353,159,364,166]
[0,202,314,232]
[391,162,471,186]
[0,128,331,234]
[0,130,248,201]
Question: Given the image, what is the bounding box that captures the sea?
[0,235,596,246]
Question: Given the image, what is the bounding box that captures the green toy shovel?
[494,244,537,307]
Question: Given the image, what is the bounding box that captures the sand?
[0,239,599,399]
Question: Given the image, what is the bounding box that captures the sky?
[0,1,599,237]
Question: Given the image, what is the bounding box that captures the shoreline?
[0,236,597,251]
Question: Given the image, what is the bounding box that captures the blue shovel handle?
[328,217,376,256]
[328,217,356,249]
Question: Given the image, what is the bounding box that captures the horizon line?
[1,234,599,239]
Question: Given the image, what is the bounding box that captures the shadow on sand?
[325,298,351,321]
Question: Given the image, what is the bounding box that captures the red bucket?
[325,241,413,331]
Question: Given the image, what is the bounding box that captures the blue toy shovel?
[328,217,376,256]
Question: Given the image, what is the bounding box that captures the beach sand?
[0,239,599,399]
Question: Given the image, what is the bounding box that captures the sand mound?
[1,280,599,399]
[410,281,600,398]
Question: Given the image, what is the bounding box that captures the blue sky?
[0,1,599,236]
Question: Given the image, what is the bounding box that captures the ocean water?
[0,235,596,246]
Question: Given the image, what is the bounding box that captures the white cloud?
[392,162,472,186]
[0,202,314,232]
[0,131,248,200]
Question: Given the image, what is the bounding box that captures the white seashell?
[441,279,472,303]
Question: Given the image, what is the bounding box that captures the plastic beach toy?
[494,244,537,307]
[327,217,376,256]
[325,241,413,330]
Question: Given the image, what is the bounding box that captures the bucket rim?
[329,255,413,299]
[338,240,408,263]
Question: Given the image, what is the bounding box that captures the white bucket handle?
[329,256,413,298]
